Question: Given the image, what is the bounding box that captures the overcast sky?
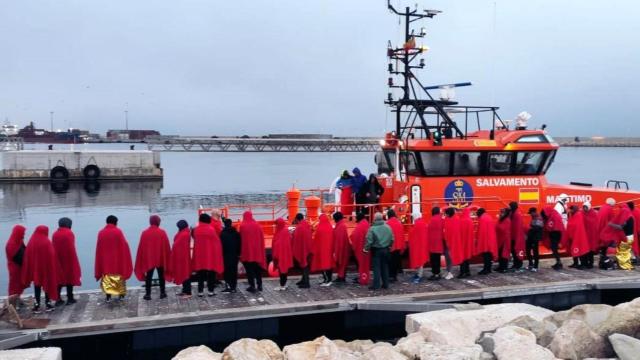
[1,1,639,137]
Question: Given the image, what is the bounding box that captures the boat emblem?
[444,179,474,209]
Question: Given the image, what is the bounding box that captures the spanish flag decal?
[519,188,539,204]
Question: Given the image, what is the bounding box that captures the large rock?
[395,332,427,358]
[406,303,553,346]
[418,343,483,360]
[548,319,610,359]
[505,315,557,347]
[282,336,359,360]
[596,298,640,338]
[0,348,62,360]
[362,344,408,360]
[222,338,283,360]
[546,304,613,329]
[492,326,556,360]
[174,345,222,360]
[476,332,495,354]
[334,339,375,355]
[609,333,640,360]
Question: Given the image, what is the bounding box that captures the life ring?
[83,165,101,179]
[49,166,69,180]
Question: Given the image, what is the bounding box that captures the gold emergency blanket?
[100,274,127,296]
[616,235,635,270]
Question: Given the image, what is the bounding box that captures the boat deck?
[6,259,640,339]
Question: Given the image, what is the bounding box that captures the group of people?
[330,168,385,216]
[5,193,638,313]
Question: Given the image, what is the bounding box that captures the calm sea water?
[0,145,637,294]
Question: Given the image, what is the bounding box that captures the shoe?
[273,286,282,291]
[444,272,454,280]
[257,285,263,292]
[463,272,472,278]
[45,302,54,312]
[207,291,215,297]
[320,281,333,287]
[568,263,578,269]
[427,274,441,281]
[160,293,167,299]
[221,288,235,294]
[32,304,41,314]
[530,267,538,272]
[412,276,422,284]
[552,263,563,271]
[352,277,360,284]
[478,269,490,275]
[456,272,466,279]
[496,269,508,274]
[66,298,77,305]
[105,295,112,303]
[143,294,151,301]
[246,286,257,293]
[389,277,398,283]
[179,294,192,299]
[55,300,65,307]
[197,292,204,297]
[119,295,126,301]
[295,280,303,286]
[297,283,310,289]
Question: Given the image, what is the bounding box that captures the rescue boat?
[200,1,640,268]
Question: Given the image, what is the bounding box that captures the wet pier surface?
[6,259,640,339]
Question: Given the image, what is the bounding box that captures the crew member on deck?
[171,220,193,298]
[541,206,565,270]
[565,205,590,269]
[408,212,428,283]
[220,218,241,293]
[457,208,474,278]
[240,211,267,293]
[495,208,512,273]
[476,208,498,275]
[22,225,60,313]
[386,209,405,282]
[597,198,616,269]
[52,218,81,305]
[363,212,393,290]
[509,202,526,271]
[272,218,293,291]
[332,212,350,283]
[526,208,544,272]
[192,213,224,297]
[350,212,371,285]
[292,213,313,288]
[95,215,133,302]
[5,225,27,303]
[312,214,334,286]
[582,202,599,269]
[555,193,569,228]
[427,207,444,280]
[135,215,171,300]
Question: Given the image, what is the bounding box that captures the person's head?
[432,206,441,216]
[353,167,362,176]
[294,213,304,224]
[445,207,456,217]
[476,208,486,217]
[106,215,118,225]
[341,170,350,179]
[627,201,635,210]
[356,211,366,222]
[373,212,384,222]
[583,202,591,211]
[223,218,233,229]
[149,215,161,226]
[558,193,569,204]
[387,209,397,219]
[58,217,72,229]
[499,208,511,220]
[199,213,211,224]
[528,207,538,216]
[332,212,344,222]
[368,173,378,182]
[210,209,221,220]
[606,197,616,206]
[570,205,579,214]
[509,201,518,212]
[176,220,189,230]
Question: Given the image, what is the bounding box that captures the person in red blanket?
[332,212,350,283]
[628,202,640,260]
[95,215,133,302]
[581,202,599,269]
[426,207,444,280]
[171,220,193,298]
[476,208,497,275]
[350,212,371,285]
[52,217,81,305]
[509,202,526,272]
[525,208,544,272]
[191,213,224,297]
[408,212,428,283]
[312,214,334,286]
[597,198,616,269]
[240,211,266,293]
[272,218,293,291]
[457,208,474,278]
[495,208,512,273]
[22,225,60,313]
[443,207,463,279]
[5,225,27,301]
[541,206,565,270]
[386,209,405,282]
[564,205,591,269]
[135,215,171,300]
[292,213,313,288]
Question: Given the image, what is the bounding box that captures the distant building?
[106,129,160,141]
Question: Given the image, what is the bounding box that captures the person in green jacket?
[364,212,394,290]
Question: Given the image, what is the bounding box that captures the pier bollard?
[304,196,321,222]
[286,187,301,221]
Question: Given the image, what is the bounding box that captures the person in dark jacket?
[526,207,544,272]
[352,167,367,213]
[359,174,384,216]
[220,218,241,293]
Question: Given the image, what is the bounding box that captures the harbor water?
[0,145,637,294]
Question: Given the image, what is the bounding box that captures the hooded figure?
[95,215,133,300]
[582,203,600,252]
[408,213,428,277]
[597,199,616,248]
[426,207,444,280]
[192,213,224,296]
[563,206,591,268]
[336,171,354,216]
[386,209,405,281]
[457,208,474,278]
[332,212,351,282]
[272,218,294,290]
[607,203,635,270]
[361,174,384,205]
[5,225,27,297]
[495,208,512,272]
[627,202,640,257]
[171,220,193,297]
[509,202,526,270]
[351,167,367,195]
[542,206,565,270]
[476,209,498,274]
[291,213,313,288]
[135,215,171,300]
[312,214,334,284]
[52,217,81,304]
[350,212,371,285]
[240,211,266,292]
[211,209,223,236]
[220,218,241,293]
[443,208,463,267]
[22,225,60,311]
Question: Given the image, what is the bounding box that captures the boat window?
[487,152,513,175]
[452,152,482,176]
[401,151,421,176]
[375,150,396,175]
[514,152,545,174]
[515,134,548,143]
[418,152,451,176]
[542,150,557,174]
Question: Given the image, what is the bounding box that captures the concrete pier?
[0,150,162,182]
